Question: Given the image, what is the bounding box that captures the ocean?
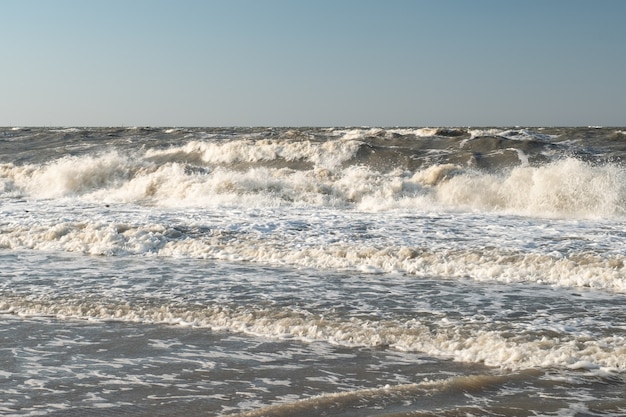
[1,126,625,416]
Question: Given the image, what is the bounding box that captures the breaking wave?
[2,146,625,218]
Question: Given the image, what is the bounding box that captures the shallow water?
[2,253,625,416]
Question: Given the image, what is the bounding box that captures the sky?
[1,0,625,127]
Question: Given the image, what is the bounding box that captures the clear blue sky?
[1,0,625,127]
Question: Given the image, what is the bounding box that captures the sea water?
[1,126,625,416]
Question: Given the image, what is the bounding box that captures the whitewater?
[1,126,626,416]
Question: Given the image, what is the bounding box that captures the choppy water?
[1,126,626,416]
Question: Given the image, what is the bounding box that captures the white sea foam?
[1,209,625,292]
[3,152,625,218]
[1,296,624,372]
[468,128,557,141]
[431,158,626,217]
[49,127,82,133]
